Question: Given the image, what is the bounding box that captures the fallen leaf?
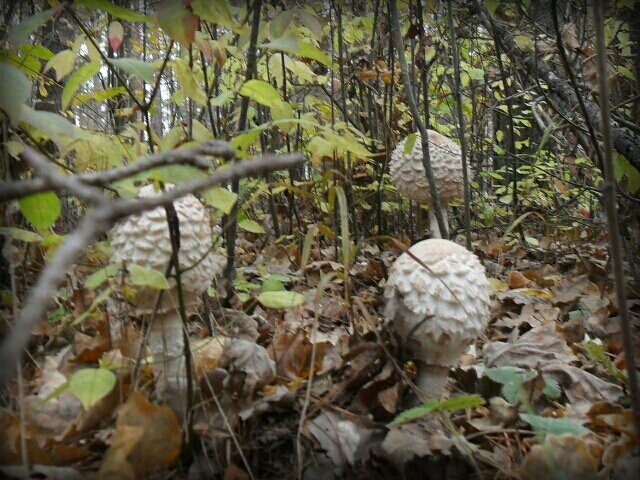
[97,392,182,479]
[520,434,599,480]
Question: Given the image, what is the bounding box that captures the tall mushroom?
[384,239,490,399]
[389,130,463,238]
[110,184,224,413]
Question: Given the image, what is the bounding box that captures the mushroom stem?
[414,361,450,400]
[148,311,187,414]
[428,206,449,239]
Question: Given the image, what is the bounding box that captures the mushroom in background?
[110,184,224,414]
[389,130,464,239]
[384,239,490,399]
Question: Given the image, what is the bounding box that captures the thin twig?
[592,0,640,451]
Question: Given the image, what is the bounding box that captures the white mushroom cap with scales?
[110,183,223,314]
[389,130,464,238]
[384,239,490,398]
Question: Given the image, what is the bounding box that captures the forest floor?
[1,223,639,479]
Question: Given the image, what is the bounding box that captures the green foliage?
[85,264,121,289]
[69,368,117,409]
[109,58,155,83]
[519,413,589,437]
[0,227,43,243]
[18,191,61,230]
[390,395,486,426]
[486,366,560,405]
[256,290,306,309]
[76,0,152,22]
[7,9,54,46]
[62,61,101,109]
[204,187,238,215]
[0,62,31,125]
[128,264,170,290]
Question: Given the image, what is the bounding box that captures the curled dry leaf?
[484,325,577,367]
[541,362,623,418]
[0,409,91,466]
[98,392,182,480]
[220,338,275,398]
[519,434,600,480]
[306,409,375,475]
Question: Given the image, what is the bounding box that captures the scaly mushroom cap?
[389,130,463,205]
[384,239,490,368]
[110,184,223,314]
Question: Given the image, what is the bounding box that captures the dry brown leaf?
[221,337,275,397]
[97,392,182,479]
[0,409,91,466]
[306,410,374,475]
[484,325,577,367]
[519,434,599,480]
[507,270,536,289]
[587,402,636,437]
[541,362,624,418]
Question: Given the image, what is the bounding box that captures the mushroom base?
[414,361,450,400]
[148,312,188,417]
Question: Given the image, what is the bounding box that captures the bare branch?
[0,150,306,386]
[0,140,236,203]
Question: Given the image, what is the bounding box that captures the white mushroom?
[110,184,224,413]
[389,130,463,238]
[384,239,490,399]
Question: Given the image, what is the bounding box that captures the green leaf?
[584,341,627,383]
[128,264,170,290]
[467,67,485,81]
[156,0,197,45]
[173,59,208,105]
[0,62,31,126]
[109,58,155,83]
[514,35,533,50]
[542,374,561,399]
[239,79,283,109]
[0,227,43,243]
[613,153,640,193]
[617,66,635,81]
[20,107,84,140]
[85,263,121,289]
[69,368,116,409]
[44,50,75,81]
[20,44,54,61]
[72,287,113,325]
[62,62,101,110]
[76,0,152,22]
[261,277,285,292]
[8,9,54,46]
[260,35,331,66]
[209,90,234,107]
[519,413,589,437]
[18,191,61,230]
[404,133,417,155]
[390,395,485,426]
[238,218,265,234]
[191,0,247,34]
[203,186,237,215]
[257,290,306,309]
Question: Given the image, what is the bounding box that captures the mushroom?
[389,130,463,238]
[110,184,224,413]
[384,239,490,399]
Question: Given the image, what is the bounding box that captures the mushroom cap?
[383,239,490,367]
[110,184,223,314]
[389,130,463,205]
